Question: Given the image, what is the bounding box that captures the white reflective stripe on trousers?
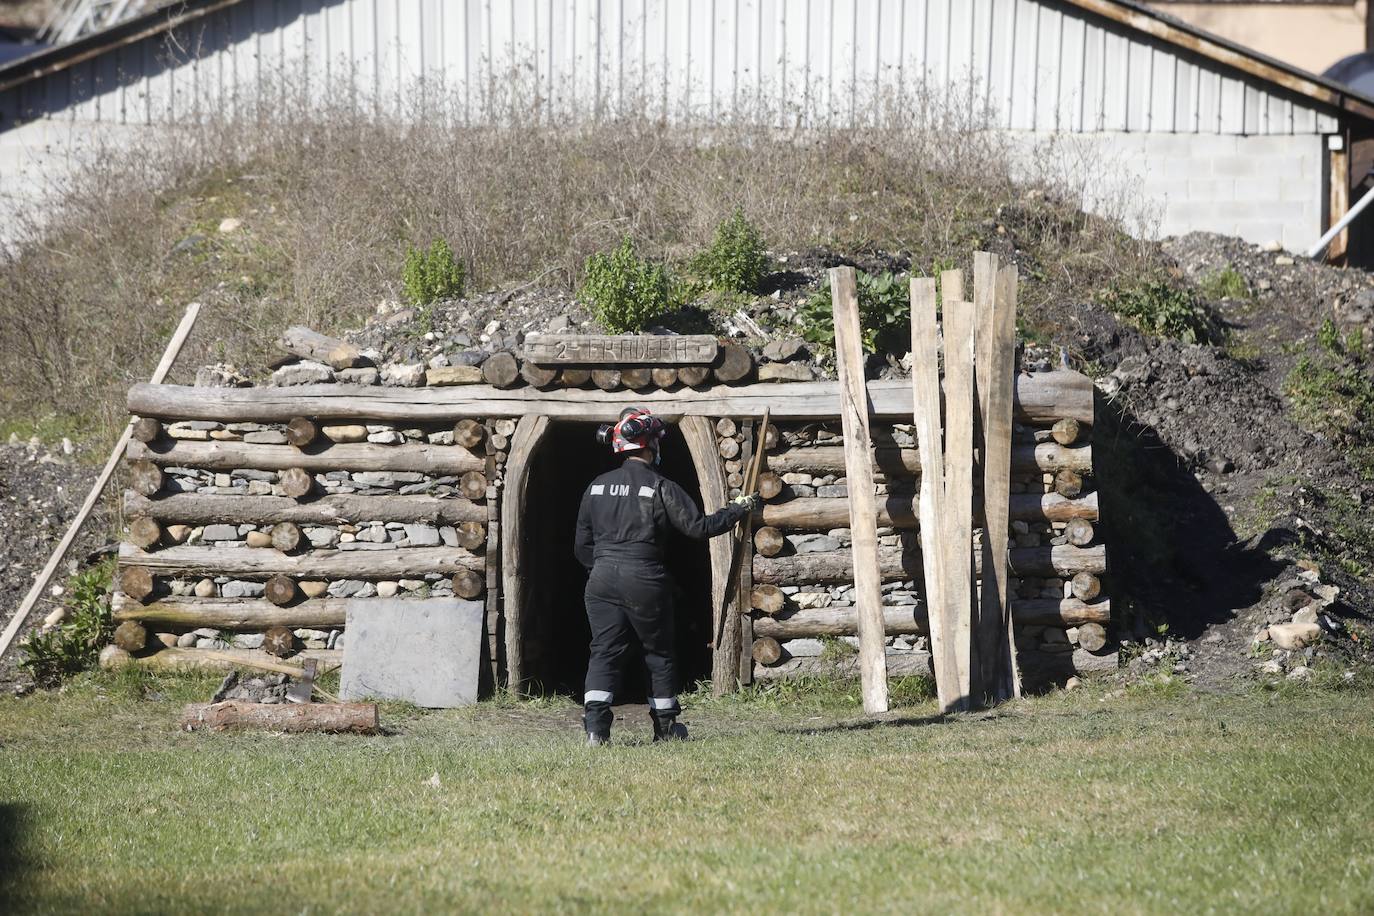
[649,697,678,710]
[584,690,613,704]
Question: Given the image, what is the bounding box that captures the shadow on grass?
[774,711,954,735]
[0,804,28,894]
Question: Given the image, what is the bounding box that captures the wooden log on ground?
[270,522,302,552]
[751,636,783,666]
[752,544,1105,584]
[1064,518,1095,547]
[713,342,754,384]
[1071,572,1102,601]
[767,442,1093,476]
[452,419,486,449]
[127,439,482,474]
[621,367,654,390]
[118,566,154,601]
[750,584,785,615]
[456,521,486,550]
[128,371,1095,425]
[113,620,147,652]
[127,517,162,549]
[482,352,520,388]
[285,417,318,448]
[519,360,560,389]
[112,594,347,628]
[264,626,295,657]
[279,467,314,499]
[459,471,488,501]
[119,543,484,577]
[129,459,164,496]
[131,417,162,444]
[264,575,297,607]
[278,326,364,370]
[591,369,622,391]
[125,491,485,526]
[753,526,785,558]
[677,365,710,388]
[181,700,379,733]
[1076,622,1108,652]
[757,471,783,500]
[650,367,678,388]
[452,568,485,599]
[560,368,592,388]
[755,491,1099,530]
[752,598,1110,638]
[1054,469,1084,499]
[1052,418,1081,446]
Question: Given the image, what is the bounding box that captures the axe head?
[286,657,318,704]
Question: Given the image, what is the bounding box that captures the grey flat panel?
[341,598,484,707]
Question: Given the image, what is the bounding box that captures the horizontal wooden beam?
[118,543,482,577]
[113,594,348,628]
[108,647,343,673]
[127,439,482,474]
[128,371,1093,425]
[124,491,485,526]
[752,597,1110,638]
[767,442,1092,476]
[752,544,1105,584]
[757,491,1098,529]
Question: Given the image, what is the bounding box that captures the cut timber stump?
[481,352,520,389]
[459,471,488,501]
[264,626,295,657]
[1051,418,1081,446]
[591,369,622,391]
[621,368,653,390]
[713,342,754,383]
[131,417,162,444]
[113,620,147,652]
[279,467,314,499]
[677,365,710,388]
[718,437,740,460]
[756,471,783,500]
[456,521,486,550]
[452,569,484,599]
[519,361,559,389]
[1071,572,1102,601]
[452,419,486,449]
[651,367,678,388]
[127,517,162,550]
[118,566,154,602]
[750,584,785,615]
[181,701,379,734]
[751,637,783,666]
[285,417,318,448]
[1076,622,1108,652]
[264,575,297,607]
[278,326,364,370]
[271,522,302,552]
[129,459,164,497]
[560,368,592,388]
[1054,470,1084,499]
[753,526,785,558]
[715,418,738,437]
[1064,518,1095,547]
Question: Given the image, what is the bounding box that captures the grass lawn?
[1,672,1371,914]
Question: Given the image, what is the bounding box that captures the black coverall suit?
[574,456,748,736]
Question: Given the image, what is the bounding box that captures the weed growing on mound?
[19,559,115,686]
[1286,321,1374,480]
[402,239,466,306]
[1199,264,1250,300]
[799,270,910,352]
[691,208,768,294]
[580,237,678,333]
[1098,279,1217,343]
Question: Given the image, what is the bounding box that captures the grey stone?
[329,579,369,598]
[353,472,396,487]
[367,431,405,445]
[758,362,814,383]
[220,581,264,598]
[176,632,198,648]
[816,485,848,498]
[782,638,825,657]
[304,526,340,548]
[273,360,335,386]
[244,430,288,445]
[197,638,232,650]
[341,599,484,707]
[762,337,807,362]
[440,526,460,547]
[231,468,277,481]
[789,534,841,553]
[201,524,241,541]
[404,524,441,546]
[337,367,380,386]
[339,541,399,551]
[233,633,265,649]
[381,363,426,387]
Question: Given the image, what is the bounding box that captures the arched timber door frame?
[500,413,739,695]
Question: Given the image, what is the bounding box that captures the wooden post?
[737,418,756,686]
[829,266,888,714]
[909,276,959,713]
[681,416,740,697]
[941,268,975,709]
[1329,137,1350,264]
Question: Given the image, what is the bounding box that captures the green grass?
[2,674,1372,913]
[1199,264,1250,301]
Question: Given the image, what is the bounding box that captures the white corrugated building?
[1,0,1370,255]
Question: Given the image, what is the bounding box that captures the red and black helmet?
[607,407,665,454]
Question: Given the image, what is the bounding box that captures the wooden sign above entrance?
[522,334,718,366]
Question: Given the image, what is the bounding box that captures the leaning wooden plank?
[908,275,958,712]
[766,442,1093,476]
[995,264,1024,698]
[754,483,1098,531]
[499,415,550,693]
[112,594,348,628]
[127,371,1095,425]
[751,544,1106,584]
[127,439,482,474]
[752,598,1111,638]
[118,544,483,577]
[277,326,365,370]
[0,303,202,665]
[829,266,888,714]
[940,270,976,709]
[125,491,486,526]
[181,701,379,733]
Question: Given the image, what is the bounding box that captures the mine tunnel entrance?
[520,420,714,698]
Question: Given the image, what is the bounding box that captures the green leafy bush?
[580,236,677,333]
[402,239,466,305]
[1286,319,1374,480]
[693,208,768,293]
[1099,280,1216,343]
[20,559,115,686]
[798,270,911,352]
[1199,265,1250,300]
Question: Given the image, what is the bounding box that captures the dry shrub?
[0,75,1161,444]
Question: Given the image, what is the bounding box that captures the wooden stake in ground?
[909,277,959,713]
[941,269,975,709]
[829,266,888,715]
[0,303,201,665]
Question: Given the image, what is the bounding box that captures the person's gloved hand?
[732,493,761,512]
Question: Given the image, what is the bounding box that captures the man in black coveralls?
[574,407,759,746]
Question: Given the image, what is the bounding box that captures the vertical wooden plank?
[829,266,889,714]
[972,251,1000,703]
[681,415,739,696]
[909,276,959,712]
[500,414,550,694]
[994,264,1022,698]
[940,268,974,710]
[1330,143,1350,263]
[738,418,756,686]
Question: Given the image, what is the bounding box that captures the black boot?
[652,712,689,742]
[583,701,612,746]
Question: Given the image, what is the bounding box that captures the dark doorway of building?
[520,420,714,698]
